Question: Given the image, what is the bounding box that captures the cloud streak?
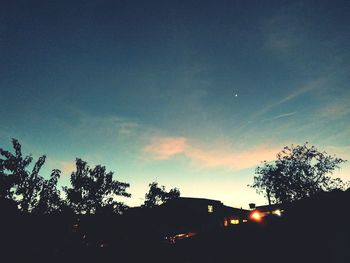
[267,78,325,113]
[143,137,187,160]
[318,93,350,120]
[60,161,76,175]
[237,77,326,133]
[144,136,279,170]
[272,112,297,120]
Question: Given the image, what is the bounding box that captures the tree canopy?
[143,181,180,208]
[0,139,47,212]
[251,143,347,204]
[64,158,131,214]
[33,169,62,214]
[1,139,131,215]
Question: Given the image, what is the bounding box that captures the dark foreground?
[1,190,349,263]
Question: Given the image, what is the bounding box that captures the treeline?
[0,138,179,215]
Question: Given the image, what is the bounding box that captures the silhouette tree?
[33,169,63,214]
[16,155,46,212]
[143,182,180,208]
[251,143,347,204]
[0,139,32,200]
[0,139,47,212]
[64,158,131,214]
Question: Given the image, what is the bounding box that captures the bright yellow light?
[250,211,262,222]
[273,209,282,216]
[230,219,239,225]
[208,205,213,213]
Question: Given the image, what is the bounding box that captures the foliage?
[16,155,46,212]
[0,139,48,212]
[33,169,63,214]
[0,139,33,200]
[251,143,347,204]
[143,181,180,208]
[64,158,131,214]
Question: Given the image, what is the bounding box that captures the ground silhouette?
[1,189,349,263]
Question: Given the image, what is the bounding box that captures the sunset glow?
[0,0,349,209]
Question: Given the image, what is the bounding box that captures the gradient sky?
[1,0,349,208]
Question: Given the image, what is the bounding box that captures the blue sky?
[1,0,349,208]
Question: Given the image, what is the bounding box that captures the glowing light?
[273,209,282,216]
[208,205,214,213]
[224,219,228,227]
[250,211,262,222]
[165,232,197,244]
[230,219,239,225]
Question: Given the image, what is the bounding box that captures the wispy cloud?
[272,112,297,120]
[318,93,350,120]
[277,78,325,105]
[261,7,304,54]
[73,113,140,138]
[144,136,279,170]
[60,161,76,175]
[143,137,187,160]
[264,32,299,53]
[185,146,280,170]
[46,158,76,176]
[238,77,326,132]
[262,111,297,122]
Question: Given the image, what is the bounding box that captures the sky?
[1,0,349,208]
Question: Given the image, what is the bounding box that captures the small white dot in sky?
[234,94,238,97]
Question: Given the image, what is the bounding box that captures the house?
[222,205,249,226]
[161,197,250,230]
[125,197,250,243]
[248,203,285,222]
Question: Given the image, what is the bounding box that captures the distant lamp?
[273,209,282,216]
[224,219,228,227]
[208,205,214,213]
[230,219,239,225]
[250,211,262,222]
